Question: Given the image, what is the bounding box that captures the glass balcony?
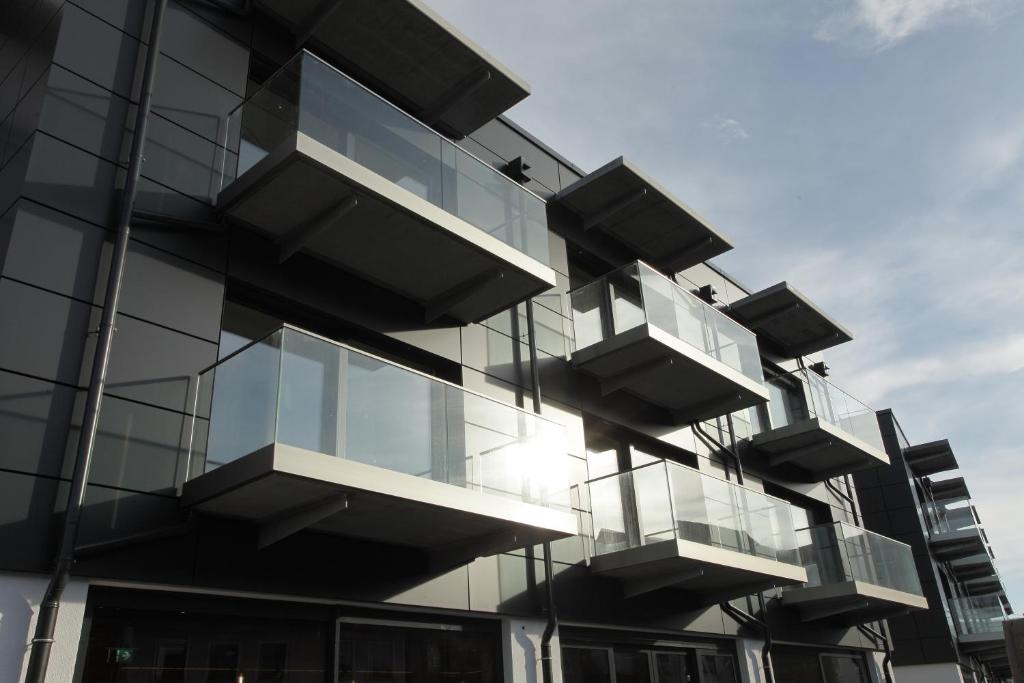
[749,370,888,480]
[587,460,806,601]
[183,325,577,555]
[952,595,1008,645]
[782,522,926,623]
[216,50,555,324]
[569,261,768,423]
[926,501,987,562]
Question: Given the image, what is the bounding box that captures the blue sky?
[430,0,1024,608]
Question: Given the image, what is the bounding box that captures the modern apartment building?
[0,1,998,682]
[853,411,1015,683]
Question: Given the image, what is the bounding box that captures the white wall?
[736,638,769,683]
[503,618,564,683]
[0,572,89,683]
[894,662,966,683]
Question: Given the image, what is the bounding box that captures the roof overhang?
[726,282,852,358]
[252,0,529,137]
[554,157,732,273]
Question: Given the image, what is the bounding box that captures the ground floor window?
[773,645,870,683]
[562,640,735,683]
[77,590,499,683]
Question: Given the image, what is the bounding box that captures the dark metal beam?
[294,0,344,49]
[581,188,647,231]
[258,493,349,549]
[421,67,492,128]
[598,356,674,397]
[278,195,358,263]
[423,268,504,323]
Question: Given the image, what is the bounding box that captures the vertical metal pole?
[24,3,169,682]
[526,300,558,683]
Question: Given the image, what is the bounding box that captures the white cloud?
[815,0,1011,49]
[703,115,750,142]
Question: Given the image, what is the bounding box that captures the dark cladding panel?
[22,133,118,227]
[0,469,64,571]
[79,313,217,413]
[0,370,75,477]
[0,277,92,385]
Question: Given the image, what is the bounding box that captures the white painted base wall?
[0,572,89,683]
[894,662,966,683]
[503,618,563,683]
[737,638,768,683]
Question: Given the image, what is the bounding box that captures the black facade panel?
[0,276,91,385]
[0,468,63,570]
[0,369,75,477]
[36,64,131,163]
[52,4,143,99]
[22,132,118,226]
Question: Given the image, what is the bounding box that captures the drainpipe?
[721,601,774,683]
[857,623,894,683]
[23,2,169,682]
[526,300,559,683]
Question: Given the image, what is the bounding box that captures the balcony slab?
[218,132,556,323]
[750,418,889,481]
[782,580,927,625]
[182,442,578,558]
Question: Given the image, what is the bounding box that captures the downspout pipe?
[721,601,774,683]
[23,2,169,681]
[526,300,559,683]
[858,623,894,683]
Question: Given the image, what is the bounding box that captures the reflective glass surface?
[191,326,570,511]
[222,51,549,264]
[589,460,800,566]
[794,522,923,596]
[569,261,763,383]
[951,595,1006,636]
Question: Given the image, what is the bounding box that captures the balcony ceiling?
[929,528,987,562]
[726,282,852,359]
[554,158,732,273]
[254,0,529,137]
[782,580,928,626]
[950,554,996,581]
[571,324,769,424]
[904,439,959,476]
[590,538,807,604]
[218,133,556,324]
[750,417,889,481]
[182,443,578,563]
[927,476,971,501]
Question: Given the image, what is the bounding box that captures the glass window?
[699,653,738,683]
[820,654,869,683]
[614,649,652,683]
[655,651,697,683]
[562,646,612,683]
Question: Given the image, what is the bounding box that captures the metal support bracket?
[421,68,492,128]
[599,356,674,396]
[258,492,349,549]
[582,188,647,231]
[278,195,358,263]
[423,268,504,323]
[624,568,704,598]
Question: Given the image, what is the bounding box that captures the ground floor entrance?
[561,632,739,683]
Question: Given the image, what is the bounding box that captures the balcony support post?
[581,188,647,231]
[278,195,358,263]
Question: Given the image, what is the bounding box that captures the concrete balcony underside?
[571,324,768,424]
[958,633,1007,656]
[251,0,530,137]
[590,538,807,604]
[218,133,556,324]
[904,439,958,476]
[951,556,996,582]
[782,581,927,625]
[726,282,853,359]
[929,528,987,562]
[554,157,732,272]
[750,418,890,481]
[181,443,578,565]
